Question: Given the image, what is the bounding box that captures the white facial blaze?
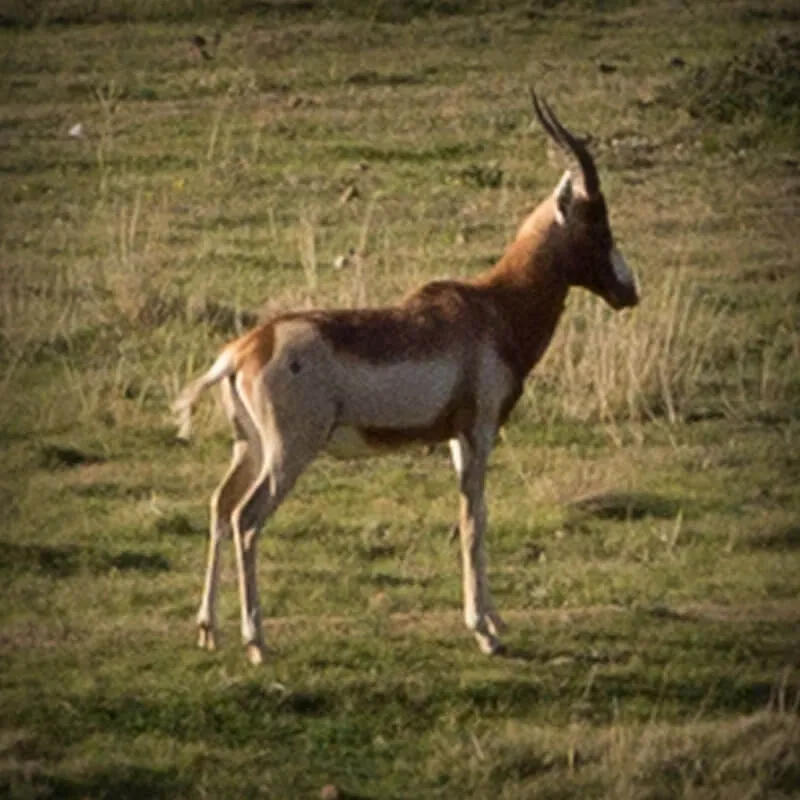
[611,247,636,291]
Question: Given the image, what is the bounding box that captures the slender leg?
[241,526,262,660]
[448,438,463,542]
[231,490,266,665]
[231,411,335,664]
[223,358,338,665]
[197,434,255,651]
[451,436,505,638]
[231,444,324,665]
[455,430,504,654]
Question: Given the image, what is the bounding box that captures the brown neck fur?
[471,199,570,378]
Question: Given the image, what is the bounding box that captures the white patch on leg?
[464,606,481,632]
[449,438,464,479]
[611,247,636,291]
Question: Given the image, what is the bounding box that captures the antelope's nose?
[610,248,639,309]
[614,283,640,309]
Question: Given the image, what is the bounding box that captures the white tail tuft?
[173,348,236,441]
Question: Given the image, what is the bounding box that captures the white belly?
[333,357,460,428]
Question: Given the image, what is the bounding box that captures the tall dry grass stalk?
[528,265,729,427]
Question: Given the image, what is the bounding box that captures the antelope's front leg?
[455,434,503,655]
[450,437,506,639]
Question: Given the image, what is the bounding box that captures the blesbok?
[173,90,639,664]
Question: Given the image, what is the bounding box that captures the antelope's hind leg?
[230,375,337,665]
[197,393,256,652]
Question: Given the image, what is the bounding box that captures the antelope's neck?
[473,233,570,379]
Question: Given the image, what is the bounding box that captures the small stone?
[320,784,340,800]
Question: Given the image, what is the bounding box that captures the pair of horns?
[530,88,599,198]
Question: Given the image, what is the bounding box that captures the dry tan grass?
[426,711,800,799]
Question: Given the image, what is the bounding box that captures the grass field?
[1,1,799,797]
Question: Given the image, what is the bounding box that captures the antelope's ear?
[553,170,573,226]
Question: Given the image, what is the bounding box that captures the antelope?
[173,90,639,665]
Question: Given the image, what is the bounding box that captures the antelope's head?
[532,90,639,310]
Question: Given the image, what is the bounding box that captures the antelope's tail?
[172,347,237,441]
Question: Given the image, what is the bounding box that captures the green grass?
[1,1,799,797]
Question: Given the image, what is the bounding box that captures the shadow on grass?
[0,763,188,800]
[226,681,332,717]
[744,525,800,552]
[502,644,618,666]
[345,69,426,87]
[582,674,780,722]
[566,491,682,523]
[363,571,428,588]
[17,670,786,752]
[37,443,104,470]
[154,512,204,537]
[0,540,170,579]
[357,543,397,561]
